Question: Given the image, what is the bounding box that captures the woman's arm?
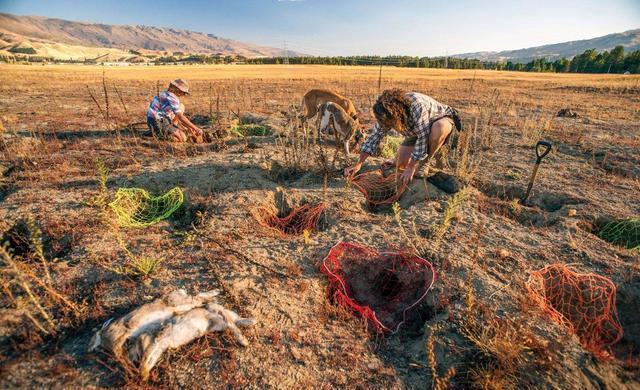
[399,112,430,183]
[359,122,385,157]
[344,122,386,177]
[344,151,371,177]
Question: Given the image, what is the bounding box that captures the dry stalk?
[18,262,82,315]
[26,217,51,283]
[113,84,129,116]
[87,85,107,122]
[426,324,456,390]
[102,68,112,129]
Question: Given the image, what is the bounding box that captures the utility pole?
[445,50,448,69]
[378,59,383,94]
[283,40,289,65]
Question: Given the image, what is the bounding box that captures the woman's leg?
[428,118,454,156]
[392,121,451,169]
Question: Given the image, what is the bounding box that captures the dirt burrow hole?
[613,277,640,361]
[170,199,209,230]
[480,182,584,212]
[345,257,435,336]
[2,218,75,261]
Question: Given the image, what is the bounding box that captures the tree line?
[2,45,638,73]
[245,46,640,74]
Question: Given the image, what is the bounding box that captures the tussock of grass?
[107,235,164,279]
[379,135,403,159]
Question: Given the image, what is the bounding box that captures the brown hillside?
[0,13,298,58]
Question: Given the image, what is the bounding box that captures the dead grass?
[0,64,638,389]
[461,276,554,389]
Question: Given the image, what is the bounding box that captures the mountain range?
[0,12,638,63]
[0,12,299,60]
[452,29,640,63]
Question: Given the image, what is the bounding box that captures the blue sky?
[1,0,638,56]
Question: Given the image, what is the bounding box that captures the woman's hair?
[372,89,411,132]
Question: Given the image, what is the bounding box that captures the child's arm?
[174,112,203,137]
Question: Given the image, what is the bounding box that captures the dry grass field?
[0,64,639,389]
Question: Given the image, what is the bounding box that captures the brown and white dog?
[301,89,358,122]
[316,102,363,155]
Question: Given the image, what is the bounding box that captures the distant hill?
[0,12,301,60]
[452,29,640,63]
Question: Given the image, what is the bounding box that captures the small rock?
[427,172,463,194]
[557,108,578,118]
[567,208,577,217]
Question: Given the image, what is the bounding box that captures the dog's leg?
[318,109,331,144]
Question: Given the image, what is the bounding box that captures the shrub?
[379,135,403,159]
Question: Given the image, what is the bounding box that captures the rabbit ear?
[88,332,102,352]
[88,317,114,352]
[235,318,256,327]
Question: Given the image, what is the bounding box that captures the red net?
[252,203,326,237]
[350,170,407,208]
[526,263,623,355]
[320,242,437,333]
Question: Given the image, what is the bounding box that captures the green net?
[231,124,269,137]
[598,218,640,251]
[109,187,184,228]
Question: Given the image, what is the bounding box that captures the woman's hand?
[380,159,396,170]
[399,164,417,184]
[344,162,362,178]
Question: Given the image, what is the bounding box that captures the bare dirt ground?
[0,64,639,389]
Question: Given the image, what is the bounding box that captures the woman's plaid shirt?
[360,92,453,161]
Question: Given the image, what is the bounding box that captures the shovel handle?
[536,141,552,163]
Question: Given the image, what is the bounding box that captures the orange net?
[350,170,407,208]
[321,242,437,333]
[253,203,326,237]
[526,263,623,355]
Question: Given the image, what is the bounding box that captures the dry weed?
[451,120,483,183]
[1,230,83,337]
[431,188,469,246]
[461,279,552,389]
[426,324,456,390]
